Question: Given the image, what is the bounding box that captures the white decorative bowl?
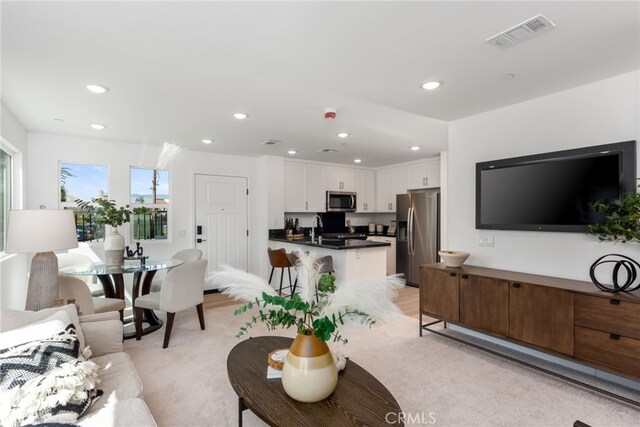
[439,251,470,268]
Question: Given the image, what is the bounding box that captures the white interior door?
[195,174,248,290]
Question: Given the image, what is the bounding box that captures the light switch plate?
[479,235,494,247]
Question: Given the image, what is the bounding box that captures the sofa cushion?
[84,352,143,416]
[78,398,156,426]
[0,311,73,351]
[1,305,85,350]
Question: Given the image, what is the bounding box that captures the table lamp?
[6,209,78,311]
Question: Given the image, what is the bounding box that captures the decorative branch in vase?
[209,252,404,402]
[75,198,132,267]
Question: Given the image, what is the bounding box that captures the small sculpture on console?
[125,242,148,265]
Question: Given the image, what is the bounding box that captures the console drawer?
[574,294,640,339]
[575,326,640,377]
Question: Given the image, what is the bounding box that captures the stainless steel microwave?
[326,191,357,212]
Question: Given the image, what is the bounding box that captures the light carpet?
[123,305,640,426]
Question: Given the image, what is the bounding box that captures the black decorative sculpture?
[589,254,640,292]
[126,242,144,257]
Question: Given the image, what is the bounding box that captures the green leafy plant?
[284,217,294,231]
[588,184,640,243]
[76,198,132,228]
[234,281,373,344]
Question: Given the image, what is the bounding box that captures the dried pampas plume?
[157,142,183,169]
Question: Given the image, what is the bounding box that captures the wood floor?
[204,285,420,319]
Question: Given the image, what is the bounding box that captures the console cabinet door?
[460,275,509,336]
[509,282,574,355]
[420,268,459,322]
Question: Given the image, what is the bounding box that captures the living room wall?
[0,103,29,309]
[26,133,269,301]
[448,70,640,281]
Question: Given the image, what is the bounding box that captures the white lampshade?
[6,209,79,254]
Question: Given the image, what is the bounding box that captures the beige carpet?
[123,304,640,426]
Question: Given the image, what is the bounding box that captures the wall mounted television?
[476,140,637,232]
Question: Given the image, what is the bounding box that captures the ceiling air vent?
[317,148,340,154]
[486,14,556,48]
[261,139,281,146]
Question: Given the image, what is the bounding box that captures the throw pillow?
[0,311,73,351]
[0,305,85,350]
[0,322,101,426]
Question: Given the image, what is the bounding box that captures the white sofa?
[0,306,156,426]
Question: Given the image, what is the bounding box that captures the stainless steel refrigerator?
[396,190,440,286]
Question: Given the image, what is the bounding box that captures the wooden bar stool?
[267,248,294,296]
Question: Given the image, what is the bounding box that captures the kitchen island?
[268,237,391,283]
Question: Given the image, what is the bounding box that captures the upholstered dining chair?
[150,248,203,292]
[58,275,126,321]
[57,252,103,296]
[134,259,208,348]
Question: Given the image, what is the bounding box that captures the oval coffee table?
[227,336,403,426]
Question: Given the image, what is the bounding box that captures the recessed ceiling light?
[233,113,249,120]
[354,159,362,164]
[90,123,106,130]
[288,150,297,155]
[421,81,442,90]
[337,132,350,138]
[410,146,421,151]
[202,139,213,144]
[86,84,109,94]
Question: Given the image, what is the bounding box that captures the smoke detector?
[486,14,556,48]
[317,148,340,154]
[261,139,281,146]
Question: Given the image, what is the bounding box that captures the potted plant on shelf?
[210,252,404,402]
[586,184,640,292]
[76,198,132,267]
[284,217,294,238]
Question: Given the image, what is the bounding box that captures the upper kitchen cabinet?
[285,161,327,212]
[326,167,355,192]
[375,167,406,212]
[354,169,375,213]
[407,159,440,190]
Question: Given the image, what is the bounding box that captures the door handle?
[196,238,207,243]
[449,272,456,277]
[512,283,521,288]
[461,274,468,279]
[350,195,355,209]
[196,225,202,235]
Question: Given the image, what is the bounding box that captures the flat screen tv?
[476,141,636,232]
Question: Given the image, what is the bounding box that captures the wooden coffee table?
[227,336,403,426]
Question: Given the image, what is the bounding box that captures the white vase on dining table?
[104,226,125,267]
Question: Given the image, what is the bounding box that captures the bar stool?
[267,248,294,296]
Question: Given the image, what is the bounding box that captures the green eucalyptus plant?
[587,184,640,243]
[76,198,132,228]
[234,273,373,344]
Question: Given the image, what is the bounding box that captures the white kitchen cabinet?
[354,169,375,213]
[326,166,355,191]
[375,167,407,212]
[407,159,440,189]
[285,161,327,212]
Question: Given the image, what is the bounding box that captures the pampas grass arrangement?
[208,251,405,343]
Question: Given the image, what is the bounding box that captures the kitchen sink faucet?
[311,215,323,243]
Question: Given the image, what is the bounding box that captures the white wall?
[448,71,640,281]
[0,103,29,309]
[26,133,267,279]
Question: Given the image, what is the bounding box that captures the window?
[59,162,109,242]
[130,168,169,240]
[0,149,11,252]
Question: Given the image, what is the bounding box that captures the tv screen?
[476,141,636,232]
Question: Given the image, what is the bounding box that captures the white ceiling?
[1,1,638,167]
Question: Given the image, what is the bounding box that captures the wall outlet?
[479,235,494,247]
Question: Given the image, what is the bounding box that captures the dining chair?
[150,248,203,292]
[57,252,103,296]
[134,259,208,348]
[58,275,125,321]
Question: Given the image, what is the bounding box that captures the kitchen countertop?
[269,237,391,250]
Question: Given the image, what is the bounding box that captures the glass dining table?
[60,259,184,339]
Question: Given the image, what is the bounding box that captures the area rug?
[123,305,640,426]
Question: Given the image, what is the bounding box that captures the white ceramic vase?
[104,227,125,267]
[281,334,338,403]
